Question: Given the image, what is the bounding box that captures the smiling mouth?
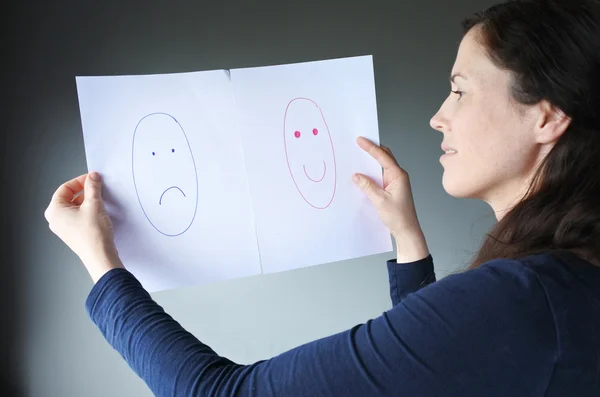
[303,161,327,183]
[159,186,186,205]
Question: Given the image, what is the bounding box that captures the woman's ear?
[534,100,572,144]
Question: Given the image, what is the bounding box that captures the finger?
[379,145,400,170]
[83,172,103,203]
[352,173,385,203]
[356,137,399,171]
[380,145,399,164]
[51,174,88,206]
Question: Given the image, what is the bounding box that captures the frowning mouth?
[159,186,186,205]
[303,161,326,183]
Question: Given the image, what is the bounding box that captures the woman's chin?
[442,175,478,199]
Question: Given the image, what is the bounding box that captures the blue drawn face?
[132,113,198,236]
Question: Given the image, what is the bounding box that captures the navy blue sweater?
[85,250,600,396]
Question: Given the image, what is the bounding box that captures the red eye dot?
[312,128,319,136]
[294,130,301,138]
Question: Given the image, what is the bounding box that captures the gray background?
[6,0,498,395]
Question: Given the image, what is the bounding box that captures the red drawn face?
[284,98,336,209]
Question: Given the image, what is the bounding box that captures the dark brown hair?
[460,0,600,269]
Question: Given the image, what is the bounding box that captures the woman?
[45,0,600,395]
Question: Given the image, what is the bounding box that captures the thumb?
[84,172,103,203]
[353,173,384,202]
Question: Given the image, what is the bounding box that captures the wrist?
[81,244,124,283]
[392,231,430,263]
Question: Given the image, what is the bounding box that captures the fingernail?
[90,172,100,181]
[352,174,360,184]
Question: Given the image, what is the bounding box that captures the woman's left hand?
[44,172,123,282]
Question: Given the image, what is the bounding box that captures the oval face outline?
[283,97,337,209]
[132,112,199,236]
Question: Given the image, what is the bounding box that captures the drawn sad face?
[132,113,198,236]
[284,98,337,209]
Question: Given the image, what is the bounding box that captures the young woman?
[44,0,600,395]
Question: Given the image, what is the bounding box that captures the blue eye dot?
[152,152,155,156]
[172,148,175,153]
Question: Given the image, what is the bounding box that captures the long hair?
[460,0,600,269]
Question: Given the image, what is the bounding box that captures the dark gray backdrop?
[5,0,498,395]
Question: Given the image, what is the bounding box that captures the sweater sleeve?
[387,254,436,306]
[85,259,556,397]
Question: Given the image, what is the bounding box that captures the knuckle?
[399,169,410,180]
[43,207,52,221]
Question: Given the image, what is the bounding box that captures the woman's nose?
[429,111,447,133]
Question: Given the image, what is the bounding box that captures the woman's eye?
[451,90,463,98]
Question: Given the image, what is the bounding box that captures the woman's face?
[430,28,544,218]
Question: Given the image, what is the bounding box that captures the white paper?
[230,55,392,274]
[76,70,262,292]
[76,55,393,292]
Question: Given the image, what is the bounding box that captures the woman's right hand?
[353,137,430,263]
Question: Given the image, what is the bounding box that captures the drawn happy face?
[132,113,198,236]
[284,98,337,209]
